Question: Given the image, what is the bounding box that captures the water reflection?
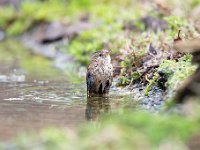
[85,96,111,121]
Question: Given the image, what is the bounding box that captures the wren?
[86,49,113,97]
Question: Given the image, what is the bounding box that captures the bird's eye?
[99,54,102,57]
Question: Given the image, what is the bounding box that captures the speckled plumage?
[86,49,113,97]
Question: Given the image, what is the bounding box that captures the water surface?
[0,40,162,142]
[0,40,91,141]
[0,79,132,141]
[0,80,87,141]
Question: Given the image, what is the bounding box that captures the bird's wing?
[86,71,95,91]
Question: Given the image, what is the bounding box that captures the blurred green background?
[0,0,200,149]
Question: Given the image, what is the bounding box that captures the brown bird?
[86,49,113,97]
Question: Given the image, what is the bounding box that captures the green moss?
[0,6,15,27]
[144,73,159,96]
[91,5,135,23]
[118,76,131,86]
[164,16,187,37]
[21,1,71,21]
[131,71,141,80]
[190,0,200,7]
[0,0,143,36]
[158,54,197,90]
[0,0,92,36]
[6,18,32,35]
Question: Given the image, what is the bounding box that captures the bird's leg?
[103,80,111,94]
[98,83,103,95]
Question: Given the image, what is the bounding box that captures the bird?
[86,49,113,97]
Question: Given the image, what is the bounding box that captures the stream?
[0,39,163,142]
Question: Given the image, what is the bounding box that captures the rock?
[39,22,66,44]
[30,20,94,45]
[64,21,93,40]
[21,20,94,58]
[22,34,59,58]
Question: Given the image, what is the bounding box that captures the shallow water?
[0,79,135,141]
[0,40,163,142]
[0,80,85,141]
[0,80,164,141]
[0,40,87,141]
[0,40,128,141]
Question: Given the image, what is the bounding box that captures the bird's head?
[91,49,111,64]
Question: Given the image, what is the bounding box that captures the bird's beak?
[102,49,110,55]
